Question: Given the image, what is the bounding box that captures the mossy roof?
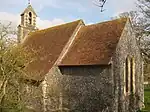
[22,20,82,81]
[22,18,129,81]
[59,18,128,66]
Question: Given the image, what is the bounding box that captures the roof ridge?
[28,19,83,36]
[55,20,85,65]
[22,18,84,81]
[107,18,129,64]
[41,19,82,30]
[86,17,128,27]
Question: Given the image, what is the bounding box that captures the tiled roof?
[59,18,128,66]
[22,20,82,81]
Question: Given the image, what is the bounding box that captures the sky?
[0,0,138,29]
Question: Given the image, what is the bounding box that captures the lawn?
[142,85,150,111]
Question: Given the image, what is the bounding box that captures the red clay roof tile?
[59,18,128,66]
[22,20,82,80]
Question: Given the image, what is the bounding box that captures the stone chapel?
[17,3,144,112]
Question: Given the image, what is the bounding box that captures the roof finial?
[28,0,31,5]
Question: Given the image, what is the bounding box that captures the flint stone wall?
[112,20,143,112]
[44,65,114,112]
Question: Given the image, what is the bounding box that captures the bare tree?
[0,22,33,111]
[136,0,150,32]
[114,11,150,63]
[135,0,150,85]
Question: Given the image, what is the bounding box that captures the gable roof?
[22,20,83,81]
[21,5,37,16]
[59,18,128,66]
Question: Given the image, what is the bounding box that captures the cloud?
[0,12,20,27]
[37,17,64,29]
[0,11,65,29]
[0,0,89,13]
[0,0,61,10]
[0,0,139,26]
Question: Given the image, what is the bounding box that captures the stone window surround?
[124,55,135,96]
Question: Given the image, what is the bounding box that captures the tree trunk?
[0,79,7,112]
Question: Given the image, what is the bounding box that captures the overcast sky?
[0,0,138,29]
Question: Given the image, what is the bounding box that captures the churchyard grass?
[141,85,150,112]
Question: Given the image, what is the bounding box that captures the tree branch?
[93,0,107,12]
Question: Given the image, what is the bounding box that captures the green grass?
[142,85,150,111]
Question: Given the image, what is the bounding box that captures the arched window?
[125,56,130,93]
[29,12,32,17]
[124,56,135,95]
[29,12,32,25]
[130,57,135,93]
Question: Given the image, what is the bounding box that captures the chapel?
[18,2,144,112]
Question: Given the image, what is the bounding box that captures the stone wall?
[112,19,143,112]
[43,66,114,112]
